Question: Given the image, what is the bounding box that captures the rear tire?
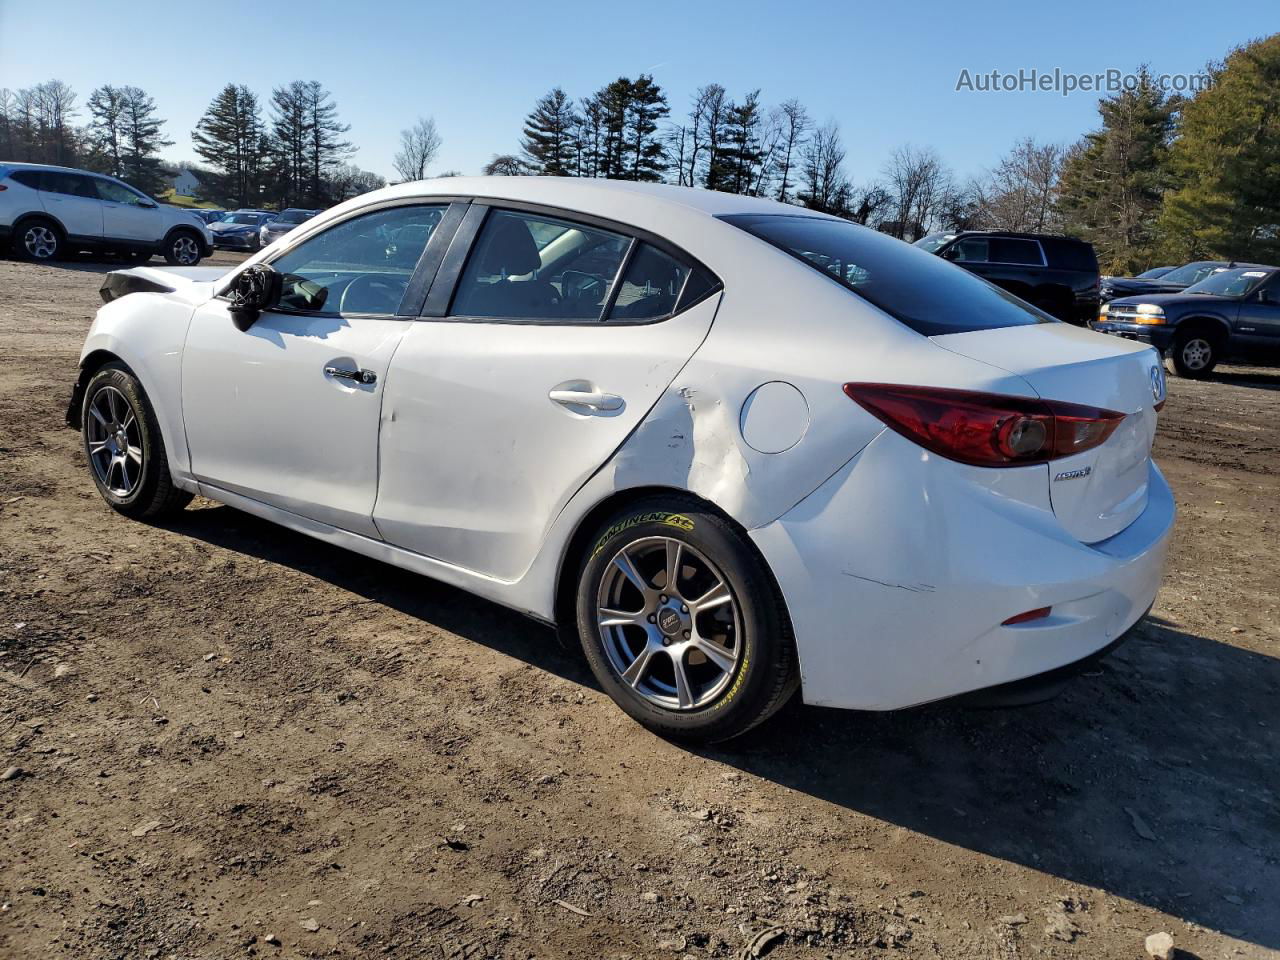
[575,497,799,742]
[14,217,62,261]
[1167,329,1219,379]
[82,363,192,520]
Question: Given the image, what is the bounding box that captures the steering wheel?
[339,274,408,314]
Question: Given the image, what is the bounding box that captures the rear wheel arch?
[553,486,794,640]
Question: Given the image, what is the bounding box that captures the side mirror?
[227,264,282,331]
[139,200,158,209]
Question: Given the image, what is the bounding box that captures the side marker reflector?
[1003,607,1052,626]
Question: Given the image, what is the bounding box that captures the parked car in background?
[66,178,1172,741]
[914,230,1100,324]
[1135,266,1177,280]
[1099,260,1268,303]
[259,208,320,247]
[189,209,226,225]
[0,162,213,265]
[209,210,277,251]
[1095,265,1280,377]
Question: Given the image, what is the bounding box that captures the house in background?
[170,168,202,197]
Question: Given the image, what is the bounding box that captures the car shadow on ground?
[165,504,1280,951]
[1210,365,1280,391]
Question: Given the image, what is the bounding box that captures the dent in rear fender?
[78,293,199,479]
[751,429,1174,710]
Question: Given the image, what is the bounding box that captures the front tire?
[164,231,203,266]
[575,498,798,742]
[15,218,62,261]
[1168,330,1219,379]
[82,364,192,519]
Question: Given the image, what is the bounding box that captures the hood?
[210,221,255,234]
[1102,277,1186,295]
[1108,291,1237,309]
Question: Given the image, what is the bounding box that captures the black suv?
[1093,266,1280,377]
[915,231,1100,324]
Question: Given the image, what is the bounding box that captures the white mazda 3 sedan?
[67,178,1174,741]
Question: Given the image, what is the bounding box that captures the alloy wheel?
[1181,337,1212,371]
[172,235,200,265]
[86,386,143,497]
[23,225,58,259]
[596,536,742,711]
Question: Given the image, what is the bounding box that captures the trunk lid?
[932,323,1164,543]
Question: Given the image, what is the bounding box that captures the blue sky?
[1,0,1275,184]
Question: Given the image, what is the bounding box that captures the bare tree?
[483,153,526,176]
[393,116,442,182]
[882,145,953,240]
[772,99,810,204]
[798,122,851,215]
[970,137,1064,232]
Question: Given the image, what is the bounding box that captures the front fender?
[71,292,199,482]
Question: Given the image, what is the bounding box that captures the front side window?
[950,237,989,263]
[268,204,445,315]
[451,209,630,321]
[989,238,1043,265]
[95,179,149,206]
[724,214,1053,337]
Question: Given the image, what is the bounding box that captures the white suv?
[0,162,213,265]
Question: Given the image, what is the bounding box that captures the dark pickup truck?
[915,230,1099,324]
[1093,265,1280,377]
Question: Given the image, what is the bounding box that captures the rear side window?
[607,243,691,321]
[9,170,41,189]
[41,172,97,199]
[451,209,631,321]
[1042,238,1099,272]
[723,214,1053,337]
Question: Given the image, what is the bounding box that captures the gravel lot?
[1,252,1277,960]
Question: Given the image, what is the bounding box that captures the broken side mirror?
[227,264,282,331]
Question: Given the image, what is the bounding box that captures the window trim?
[216,197,468,321]
[421,199,722,327]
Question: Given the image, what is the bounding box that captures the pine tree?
[623,74,668,182]
[521,88,577,175]
[1157,35,1280,262]
[192,84,265,208]
[86,85,126,177]
[117,86,172,195]
[268,81,310,206]
[1056,66,1177,273]
[723,90,764,194]
[301,81,351,206]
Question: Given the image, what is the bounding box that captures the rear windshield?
[277,210,310,223]
[723,214,1053,336]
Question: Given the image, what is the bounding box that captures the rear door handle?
[548,388,623,411]
[324,365,377,385]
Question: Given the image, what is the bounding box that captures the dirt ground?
[1,251,1277,960]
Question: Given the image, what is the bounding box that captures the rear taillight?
[0,184,7,191]
[843,383,1125,468]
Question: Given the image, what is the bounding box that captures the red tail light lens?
[843,383,1125,467]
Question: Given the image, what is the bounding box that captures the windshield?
[913,232,957,254]
[277,210,310,224]
[1184,268,1273,298]
[725,215,1052,336]
[1160,262,1225,286]
[223,213,263,225]
[1135,266,1174,279]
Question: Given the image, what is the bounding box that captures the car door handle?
[324,365,377,385]
[549,388,623,411]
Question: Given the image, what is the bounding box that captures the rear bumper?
[1090,320,1175,352]
[751,429,1175,710]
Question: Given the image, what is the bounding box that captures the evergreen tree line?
[191,81,384,209]
[499,34,1280,272]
